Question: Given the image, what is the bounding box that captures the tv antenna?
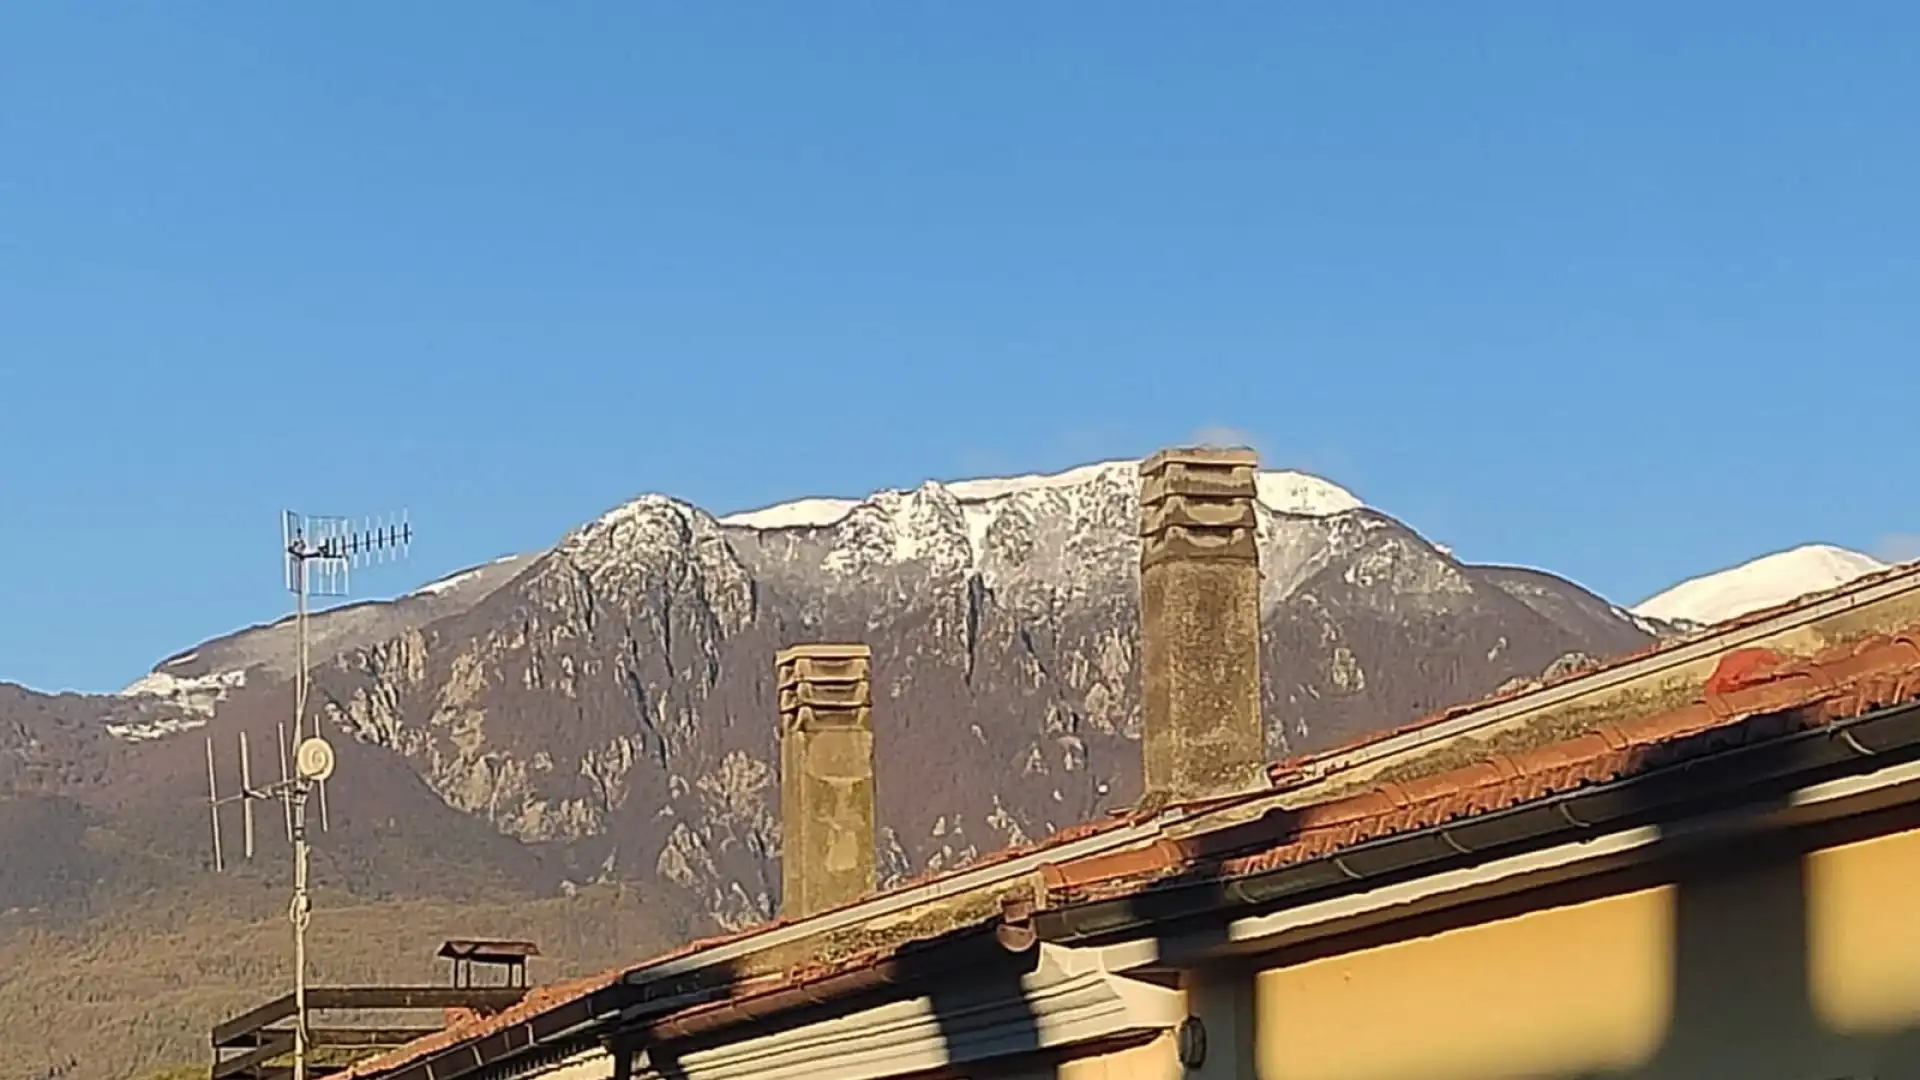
[205,509,410,1080]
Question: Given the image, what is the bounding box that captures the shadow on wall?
[1104,781,1920,1078]
[1572,801,1920,1080]
[619,924,1055,1080]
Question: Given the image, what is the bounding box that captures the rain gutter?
[1040,697,1920,948]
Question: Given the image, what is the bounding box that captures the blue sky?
[3,4,1917,693]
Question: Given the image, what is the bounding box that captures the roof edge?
[1274,561,1920,789]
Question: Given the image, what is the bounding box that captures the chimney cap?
[1141,446,1259,473]
[1140,447,1260,512]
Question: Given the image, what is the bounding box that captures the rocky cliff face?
[242,460,1655,930]
[0,458,1834,1078]
[0,460,1658,932]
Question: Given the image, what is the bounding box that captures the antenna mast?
[205,510,410,1080]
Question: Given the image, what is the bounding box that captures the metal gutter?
[1284,565,1920,787]
[616,808,1183,992]
[373,984,627,1080]
[626,960,1184,1080]
[1039,698,1920,947]
[1206,751,1920,955]
[638,926,1029,1044]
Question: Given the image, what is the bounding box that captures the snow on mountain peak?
[1253,470,1365,517]
[718,496,862,531]
[1631,543,1888,627]
[717,459,1362,531]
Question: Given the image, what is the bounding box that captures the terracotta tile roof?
[1043,624,1920,901]
[337,910,834,1080]
[341,969,625,1078]
[338,813,1155,1079]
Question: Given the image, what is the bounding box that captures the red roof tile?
[341,969,625,1078]
[1045,625,1920,901]
[340,805,1156,1078]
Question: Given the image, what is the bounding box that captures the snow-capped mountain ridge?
[303,447,1654,929]
[1632,543,1888,627]
[716,460,1363,531]
[565,460,1370,600]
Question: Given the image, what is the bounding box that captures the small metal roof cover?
[436,939,541,963]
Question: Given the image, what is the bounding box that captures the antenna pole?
[278,721,294,842]
[291,785,311,1080]
[199,510,410,1077]
[240,731,255,862]
[206,737,224,874]
[289,535,312,1080]
[295,553,309,746]
[266,507,403,1080]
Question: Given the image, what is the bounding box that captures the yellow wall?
[1057,1036,1180,1080]
[1259,882,1672,1080]
[1249,824,1920,1080]
[1021,820,1920,1080]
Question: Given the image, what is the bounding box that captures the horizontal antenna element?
[283,509,411,598]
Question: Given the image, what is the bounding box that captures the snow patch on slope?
[119,668,247,705]
[1632,544,1888,627]
[108,668,249,740]
[105,714,213,742]
[413,553,535,597]
[417,568,484,596]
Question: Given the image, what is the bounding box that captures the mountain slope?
[1633,543,1887,627]
[0,458,1661,1077]
[308,460,1652,926]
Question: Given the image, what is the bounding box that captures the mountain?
[0,458,1662,1078]
[115,460,1651,923]
[1632,543,1887,628]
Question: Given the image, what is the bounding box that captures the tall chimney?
[1138,447,1267,805]
[776,643,877,918]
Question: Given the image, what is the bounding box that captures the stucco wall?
[473,817,1920,1080]
[1248,823,1920,1080]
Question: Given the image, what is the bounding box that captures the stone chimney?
[776,643,877,918]
[1138,447,1268,806]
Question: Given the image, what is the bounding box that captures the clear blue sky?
[3,4,1917,693]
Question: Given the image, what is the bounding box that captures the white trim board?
[626,960,1180,1080]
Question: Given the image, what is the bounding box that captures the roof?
[1044,623,1920,901]
[347,560,1920,1079]
[343,970,623,1078]
[1269,557,1920,791]
[438,939,541,962]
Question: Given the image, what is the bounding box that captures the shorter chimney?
[777,643,877,918]
[1138,447,1267,805]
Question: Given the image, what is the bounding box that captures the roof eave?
[1040,696,1920,951]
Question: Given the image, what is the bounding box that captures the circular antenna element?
[296,737,336,783]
